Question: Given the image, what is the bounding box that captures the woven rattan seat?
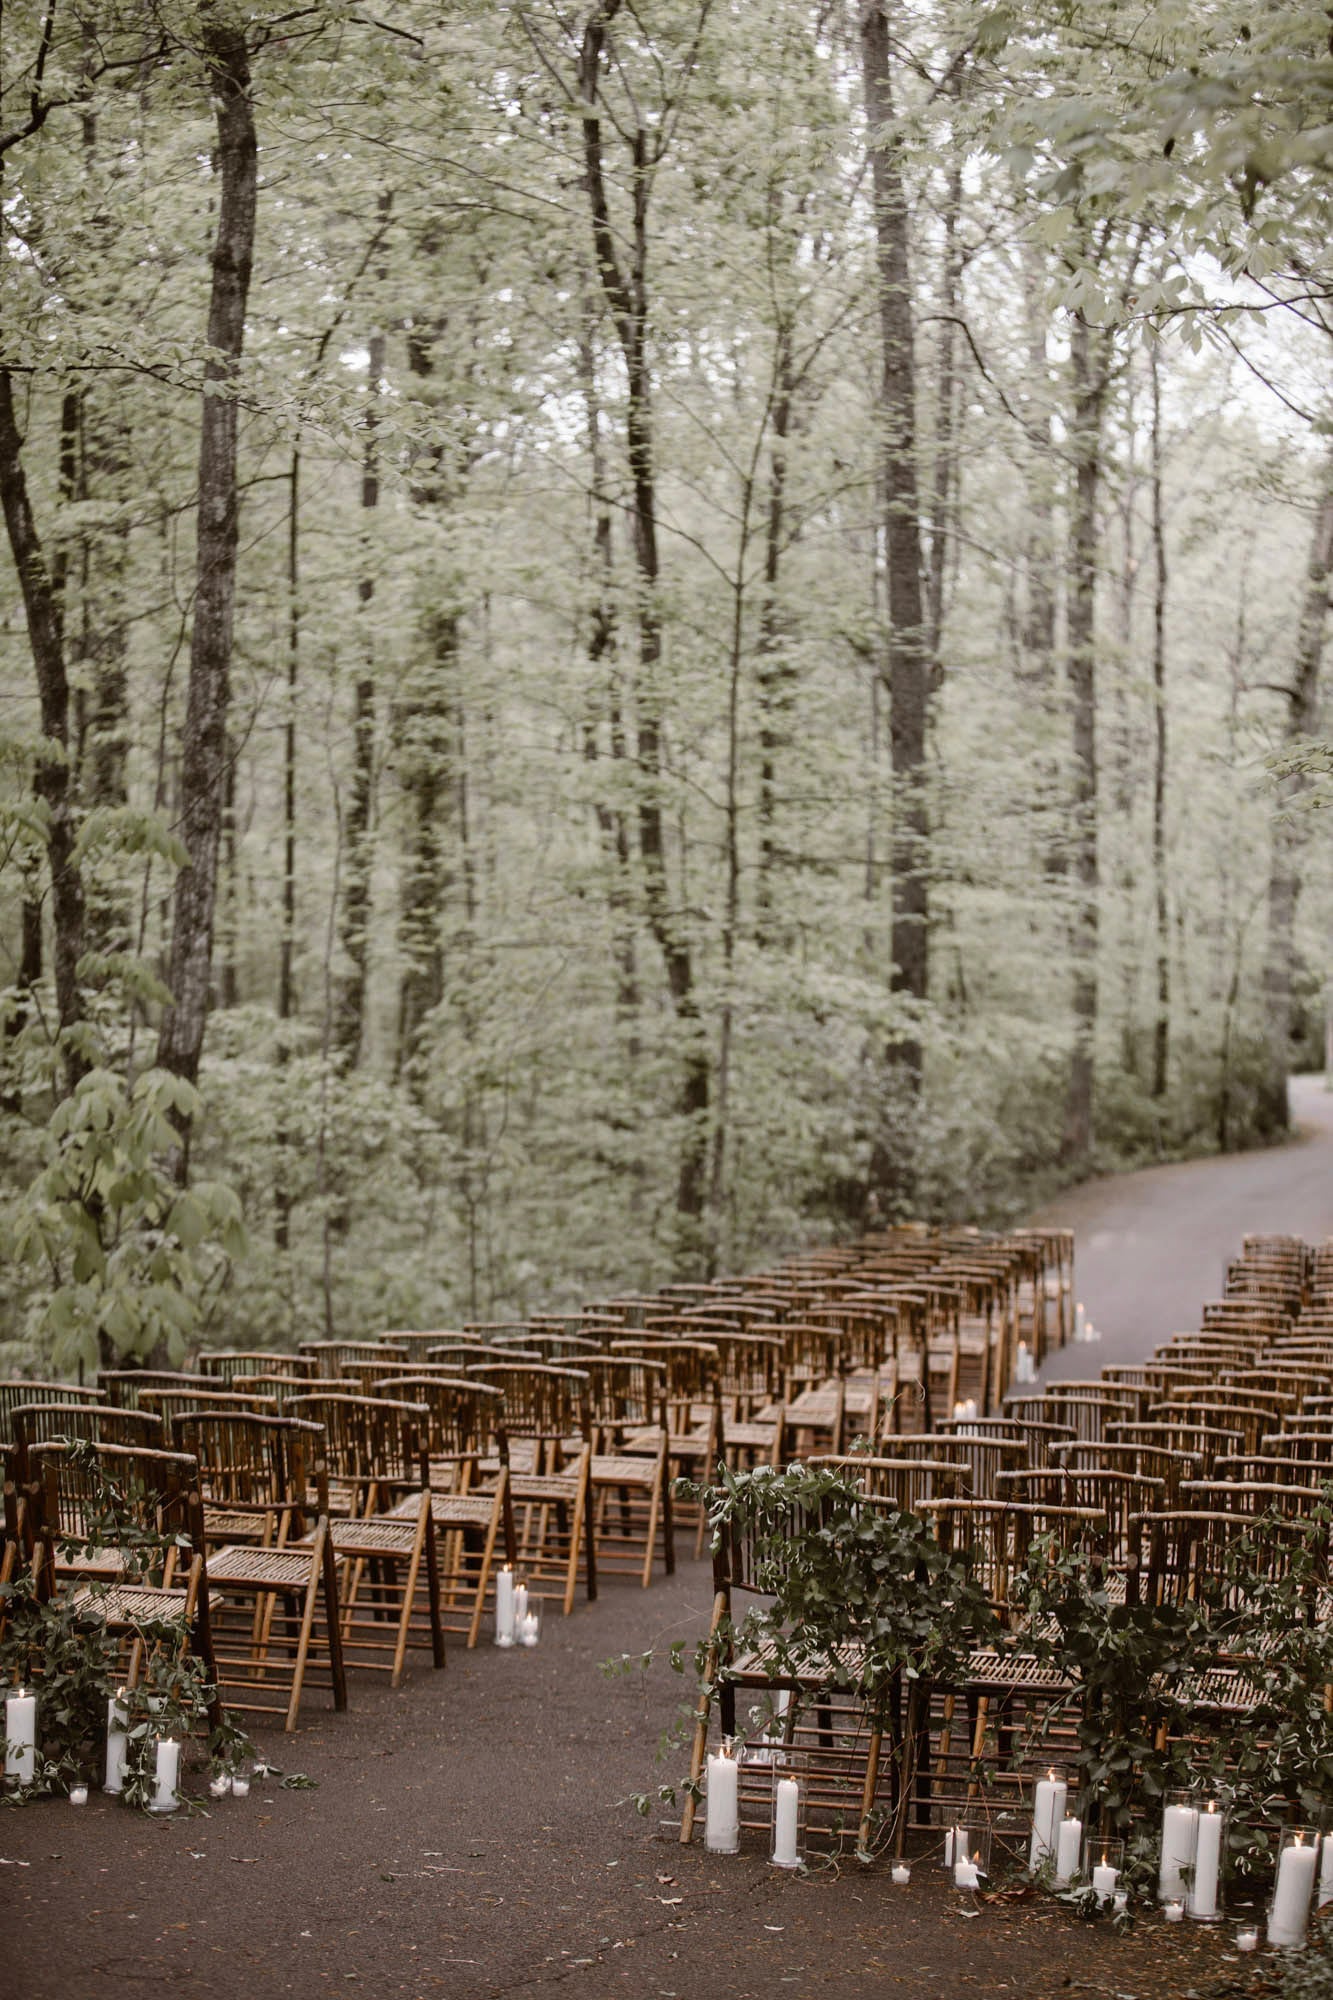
[588,1453,660,1486]
[70,1582,214,1623]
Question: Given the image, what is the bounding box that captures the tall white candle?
[104,1691,129,1795]
[1268,1833,1317,1947]
[1159,1800,1198,1902]
[1320,1830,1333,1909]
[514,1581,528,1626]
[1189,1803,1223,1920]
[1075,1302,1086,1341]
[704,1743,739,1854]
[4,1688,37,1787]
[1055,1813,1083,1886]
[494,1567,515,1647]
[1092,1855,1119,1905]
[1029,1770,1067,1871]
[772,1777,800,1868]
[149,1738,180,1814]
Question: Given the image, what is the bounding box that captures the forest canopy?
[1,0,1330,1371]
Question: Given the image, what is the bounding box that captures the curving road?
[1029,1071,1333,1377]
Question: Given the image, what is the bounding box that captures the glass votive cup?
[1235,1926,1259,1952]
[1163,1898,1185,1923]
[517,1598,542,1648]
[1082,1834,1125,1907]
[891,1862,910,1885]
[951,1818,992,1892]
[68,1784,89,1807]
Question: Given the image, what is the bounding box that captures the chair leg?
[320,1520,348,1714]
[679,1590,727,1845]
[467,1492,504,1650]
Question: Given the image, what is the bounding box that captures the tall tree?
[156,14,258,1139]
[860,0,931,1209]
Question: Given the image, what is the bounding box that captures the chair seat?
[389,1490,498,1529]
[622,1425,711,1459]
[203,1507,269,1542]
[71,1583,217,1624]
[958,1648,1074,1693]
[510,1472,582,1503]
[314,1517,421,1557]
[590,1454,660,1488]
[209,1544,338,1587]
[724,1422,779,1450]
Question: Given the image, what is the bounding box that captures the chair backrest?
[284,1393,427,1489]
[197,1350,317,1383]
[475,1364,591,1441]
[170,1409,327,1515]
[11,1403,164,1467]
[428,1340,543,1369]
[579,1357,668,1434]
[0,1381,106,1430]
[30,1440,204,1583]
[139,1386,278,1428]
[811,1453,968,1510]
[1126,1506,1326,1611]
[296,1340,409,1379]
[368,1376,503,1461]
[98,1370,211,1410]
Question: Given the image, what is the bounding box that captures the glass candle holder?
[1189,1798,1228,1922]
[1158,1789,1198,1904]
[770,1770,804,1870]
[1082,1833,1125,1907]
[1318,1823,1333,1910]
[1268,1826,1318,1948]
[1029,1767,1068,1873]
[951,1817,992,1892]
[703,1738,740,1855]
[517,1597,542,1648]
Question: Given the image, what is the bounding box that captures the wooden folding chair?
[582,1356,674,1588]
[369,1375,513,1648]
[284,1394,445,1684]
[171,1410,348,1731]
[477,1364,595,1614]
[28,1441,223,1731]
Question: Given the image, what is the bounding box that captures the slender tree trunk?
[755,324,793,943]
[274,447,300,1251]
[1059,311,1108,1165]
[860,2,931,1210]
[926,134,962,674]
[1258,452,1333,1134]
[0,370,88,1089]
[1148,342,1170,1100]
[394,608,455,1079]
[580,1,709,1254]
[156,22,257,1135]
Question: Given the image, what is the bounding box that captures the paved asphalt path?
[8,1096,1331,2000]
[1030,1071,1333,1378]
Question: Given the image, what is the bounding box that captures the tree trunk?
[860,2,931,1210]
[1059,311,1108,1165]
[579,1,708,1255]
[156,21,257,1128]
[1148,341,1170,1100]
[0,369,88,1090]
[1258,452,1333,1134]
[755,324,794,944]
[395,610,455,1077]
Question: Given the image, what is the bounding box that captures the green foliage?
[1,1066,246,1372]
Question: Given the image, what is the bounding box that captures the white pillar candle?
[1319,1829,1333,1908]
[1159,1800,1198,1901]
[514,1581,528,1626]
[943,1827,954,1866]
[104,1691,129,1795]
[1189,1803,1223,1920]
[1029,1770,1067,1871]
[494,1566,515,1647]
[149,1739,180,1815]
[704,1743,739,1854]
[954,1850,980,1890]
[4,1688,37,1787]
[1268,1832,1318,1947]
[1092,1857,1119,1905]
[1055,1813,1083,1886]
[772,1777,800,1868]
[1075,1302,1086,1341]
